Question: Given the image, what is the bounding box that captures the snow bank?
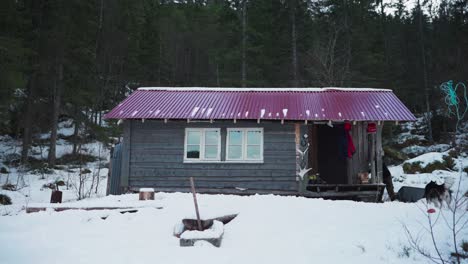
[405,152,446,166]
[401,144,451,156]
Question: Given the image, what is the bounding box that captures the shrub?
[0,167,8,174]
[403,162,423,174]
[423,161,447,173]
[383,146,408,164]
[57,154,97,165]
[3,153,21,167]
[442,155,456,170]
[448,149,458,159]
[1,183,16,191]
[403,157,458,174]
[398,245,412,258]
[0,194,12,205]
[81,168,92,174]
[42,180,66,191]
[462,241,468,253]
[28,161,54,175]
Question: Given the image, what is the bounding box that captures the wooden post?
[189,177,203,231]
[295,123,302,192]
[295,123,301,175]
[376,123,383,184]
[370,133,376,184]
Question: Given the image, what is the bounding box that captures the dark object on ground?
[0,167,8,174]
[43,180,66,191]
[182,214,238,231]
[50,190,62,203]
[183,219,213,231]
[396,186,425,202]
[424,181,451,207]
[382,162,396,201]
[56,180,65,187]
[42,183,56,190]
[1,183,16,191]
[81,168,92,174]
[0,194,12,205]
[101,210,139,220]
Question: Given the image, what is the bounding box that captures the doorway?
[316,124,347,184]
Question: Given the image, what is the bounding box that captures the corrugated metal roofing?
[104,87,416,121]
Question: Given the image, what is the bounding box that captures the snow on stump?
[139,188,155,200]
[180,220,224,247]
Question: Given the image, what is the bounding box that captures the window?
[226,128,263,161]
[184,128,221,161]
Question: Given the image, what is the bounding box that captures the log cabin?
[104,87,416,201]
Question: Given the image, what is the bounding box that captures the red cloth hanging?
[344,122,356,158]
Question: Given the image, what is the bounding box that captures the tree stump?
[50,190,62,203]
[139,188,155,200]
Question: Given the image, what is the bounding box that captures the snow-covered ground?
[1,191,467,264]
[0,118,467,264]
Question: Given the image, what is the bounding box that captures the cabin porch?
[297,121,386,202]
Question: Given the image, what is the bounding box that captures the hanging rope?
[440,80,468,132]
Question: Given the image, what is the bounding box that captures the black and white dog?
[424,181,452,208]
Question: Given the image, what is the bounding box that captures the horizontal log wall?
[127,120,298,194]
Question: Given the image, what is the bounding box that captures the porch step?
[304,183,386,202]
[306,183,385,193]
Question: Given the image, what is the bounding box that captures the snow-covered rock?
[180,220,224,240]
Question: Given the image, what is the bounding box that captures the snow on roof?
[104,87,416,121]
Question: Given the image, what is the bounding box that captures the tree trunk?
[21,0,45,164]
[290,0,299,87]
[417,0,433,143]
[21,75,36,163]
[241,0,247,88]
[48,60,63,166]
[72,108,80,156]
[342,0,352,86]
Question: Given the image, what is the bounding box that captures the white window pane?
[228,145,242,159]
[247,145,261,159]
[204,145,218,159]
[228,130,243,145]
[187,131,201,145]
[247,130,262,145]
[205,131,219,145]
[186,145,200,159]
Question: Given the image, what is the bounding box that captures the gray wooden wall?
[121,120,298,194]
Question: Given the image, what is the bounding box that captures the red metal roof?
[104,88,416,121]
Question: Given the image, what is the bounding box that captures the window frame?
[226,128,264,162]
[184,128,221,162]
